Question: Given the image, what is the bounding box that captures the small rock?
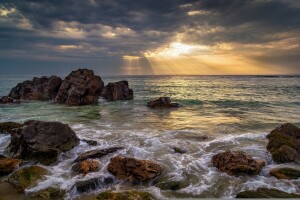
[172,147,187,154]
[0,157,22,176]
[94,191,155,200]
[101,80,133,100]
[82,139,98,146]
[236,187,300,198]
[147,97,180,108]
[26,187,65,200]
[72,176,114,194]
[74,147,123,162]
[270,167,300,180]
[155,180,182,191]
[72,159,100,174]
[0,122,23,134]
[107,156,162,183]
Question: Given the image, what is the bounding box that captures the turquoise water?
[0,75,300,199]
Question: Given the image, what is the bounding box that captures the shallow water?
[0,75,300,199]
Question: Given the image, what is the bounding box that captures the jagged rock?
[266,123,300,163]
[211,150,265,176]
[8,120,79,165]
[147,97,180,108]
[7,166,48,192]
[55,69,104,106]
[72,176,114,194]
[26,187,65,200]
[72,159,100,174]
[81,139,98,146]
[74,147,123,162]
[9,76,62,100]
[101,80,133,100]
[0,96,20,104]
[0,157,22,176]
[107,156,162,183]
[236,188,300,198]
[270,167,300,180]
[0,122,22,134]
[94,191,155,200]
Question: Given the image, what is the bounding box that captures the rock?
[147,97,180,108]
[0,157,22,176]
[7,166,48,192]
[55,69,104,106]
[94,191,155,200]
[155,180,182,191]
[266,123,300,163]
[101,81,133,100]
[72,159,100,174]
[72,176,114,194]
[26,187,65,200]
[270,167,300,180]
[8,120,79,165]
[0,122,22,134]
[211,150,265,176]
[81,139,98,146]
[74,147,123,162]
[236,188,300,198]
[172,147,187,154]
[9,76,62,100]
[0,96,20,104]
[107,156,162,183]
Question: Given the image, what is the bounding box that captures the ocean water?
[0,75,300,199]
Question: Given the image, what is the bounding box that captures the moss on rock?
[236,188,300,198]
[270,167,300,180]
[26,187,65,200]
[94,191,155,200]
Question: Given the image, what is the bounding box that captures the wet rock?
[107,156,162,183]
[0,122,22,134]
[0,96,20,104]
[81,139,98,146]
[9,76,62,100]
[72,159,100,174]
[7,165,48,192]
[270,167,300,180]
[74,147,123,162]
[101,80,133,100]
[211,150,265,176]
[236,187,300,198]
[155,180,182,191]
[94,191,155,200]
[147,97,180,108]
[266,123,300,163]
[8,120,79,165]
[0,157,22,176]
[72,176,114,194]
[172,147,187,154]
[55,68,104,106]
[26,187,65,200]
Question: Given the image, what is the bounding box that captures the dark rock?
[270,167,300,180]
[211,150,265,176]
[147,97,180,108]
[74,147,123,162]
[0,122,23,134]
[0,157,22,176]
[55,69,104,106]
[107,156,162,183]
[9,76,62,100]
[72,159,100,174]
[172,147,187,154]
[155,180,182,191]
[0,96,20,104]
[266,123,300,163]
[236,188,300,198]
[26,187,65,200]
[7,166,48,192]
[81,139,98,146]
[94,191,155,200]
[101,80,133,100]
[8,120,79,165]
[72,176,114,194]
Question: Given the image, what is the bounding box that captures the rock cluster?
[147,97,180,108]
[101,81,133,100]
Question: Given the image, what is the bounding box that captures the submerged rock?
[269,167,300,180]
[107,156,162,183]
[101,80,133,100]
[172,146,187,154]
[94,191,155,200]
[9,76,62,100]
[0,157,22,176]
[266,123,300,163]
[81,139,98,146]
[74,147,123,162]
[26,187,65,200]
[72,176,114,194]
[155,180,182,191]
[211,150,265,176]
[55,68,104,106]
[0,122,22,134]
[8,120,79,165]
[0,96,20,104]
[147,97,180,108]
[7,165,48,192]
[72,159,100,174]
[236,187,300,198]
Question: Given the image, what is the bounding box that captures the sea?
[0,75,300,199]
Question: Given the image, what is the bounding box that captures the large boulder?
[211,150,265,176]
[270,167,300,180]
[101,81,133,100]
[0,157,22,176]
[107,156,162,183]
[72,159,100,174]
[94,191,155,200]
[236,188,300,198]
[147,97,180,108]
[266,123,300,163]
[9,76,62,100]
[0,122,22,134]
[8,120,79,165]
[55,69,104,106]
[74,147,123,162]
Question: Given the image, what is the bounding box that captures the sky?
[0,0,299,75]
